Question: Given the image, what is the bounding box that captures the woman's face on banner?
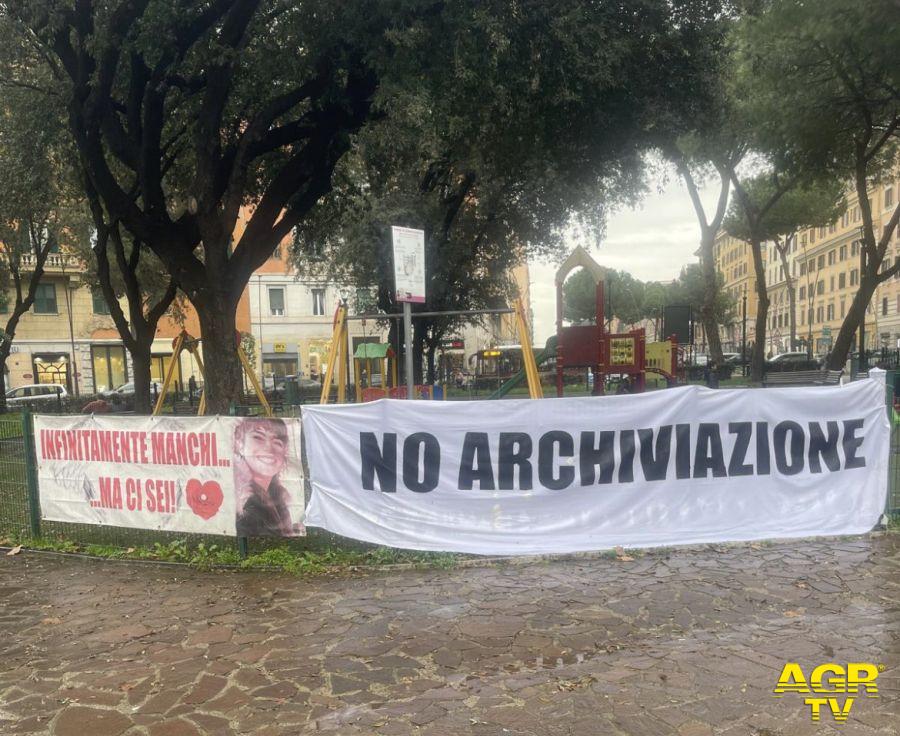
[240,422,287,484]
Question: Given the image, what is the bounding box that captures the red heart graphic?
[185,479,223,521]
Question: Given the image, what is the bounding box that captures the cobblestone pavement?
[1,535,898,735]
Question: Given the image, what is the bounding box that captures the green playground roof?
[354,343,394,360]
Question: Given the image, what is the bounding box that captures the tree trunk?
[412,320,426,385]
[699,230,724,363]
[425,343,436,384]
[130,343,153,415]
[827,274,877,371]
[196,295,244,413]
[748,237,770,383]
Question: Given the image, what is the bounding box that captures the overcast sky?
[528,170,722,343]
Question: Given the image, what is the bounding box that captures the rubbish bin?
[283,378,300,406]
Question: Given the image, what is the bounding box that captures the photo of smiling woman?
[233,417,304,537]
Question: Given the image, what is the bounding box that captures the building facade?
[712,232,763,353]
[709,167,900,358]
[248,241,388,387]
[2,252,134,394]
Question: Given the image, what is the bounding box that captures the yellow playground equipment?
[320,299,542,403]
[152,330,272,416]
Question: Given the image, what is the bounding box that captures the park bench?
[762,369,843,388]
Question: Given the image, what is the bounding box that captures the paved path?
[1,536,898,735]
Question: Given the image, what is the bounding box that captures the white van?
[5,384,68,406]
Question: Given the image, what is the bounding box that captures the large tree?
[665,133,745,365]
[5,1,728,408]
[293,0,729,381]
[2,1,442,410]
[85,203,179,414]
[737,0,900,368]
[0,78,88,409]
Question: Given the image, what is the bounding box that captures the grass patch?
[0,534,464,575]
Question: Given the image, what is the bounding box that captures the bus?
[473,345,525,391]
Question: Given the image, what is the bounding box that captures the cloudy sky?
[528,168,721,343]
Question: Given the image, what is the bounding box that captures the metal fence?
[0,409,364,555]
[1,401,899,554]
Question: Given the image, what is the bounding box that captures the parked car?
[721,352,744,365]
[5,383,68,406]
[768,352,810,364]
[102,381,162,399]
[765,352,819,372]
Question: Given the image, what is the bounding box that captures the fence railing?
[2,399,899,553]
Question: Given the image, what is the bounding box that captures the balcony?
[17,252,84,273]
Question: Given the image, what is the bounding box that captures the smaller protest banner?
[36,415,305,537]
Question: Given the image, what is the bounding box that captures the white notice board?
[391,226,425,303]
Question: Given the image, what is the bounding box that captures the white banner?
[304,379,890,555]
[36,415,305,537]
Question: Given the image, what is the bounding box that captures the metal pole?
[742,291,747,377]
[257,274,264,387]
[65,284,80,396]
[22,409,41,538]
[345,307,514,321]
[228,402,249,558]
[403,301,414,399]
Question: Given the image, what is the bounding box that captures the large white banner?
[304,379,890,555]
[36,415,305,537]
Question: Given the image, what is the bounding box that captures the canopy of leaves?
[723,174,846,243]
[564,263,735,328]
[735,0,900,181]
[293,0,730,334]
[669,262,736,326]
[0,70,90,285]
[564,267,647,326]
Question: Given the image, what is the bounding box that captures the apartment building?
[248,240,388,386]
[708,167,900,358]
[764,235,803,355]
[2,251,132,394]
[793,172,899,355]
[712,232,763,352]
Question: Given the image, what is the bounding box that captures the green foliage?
[563,263,735,329]
[564,268,647,325]
[670,263,736,326]
[291,0,730,349]
[736,0,900,183]
[1,536,462,574]
[723,175,846,243]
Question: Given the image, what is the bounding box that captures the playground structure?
[320,300,543,403]
[352,342,443,401]
[553,247,680,397]
[318,247,681,403]
[152,330,272,416]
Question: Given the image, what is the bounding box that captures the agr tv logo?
[773,662,883,722]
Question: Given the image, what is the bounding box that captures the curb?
[1,530,892,575]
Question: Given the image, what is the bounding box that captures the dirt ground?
[1,535,898,735]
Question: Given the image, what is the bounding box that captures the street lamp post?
[741,287,747,377]
[256,274,264,389]
[63,280,79,397]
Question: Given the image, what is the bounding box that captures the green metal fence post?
[22,409,41,538]
[229,401,249,558]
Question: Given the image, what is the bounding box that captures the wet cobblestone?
[1,535,898,734]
